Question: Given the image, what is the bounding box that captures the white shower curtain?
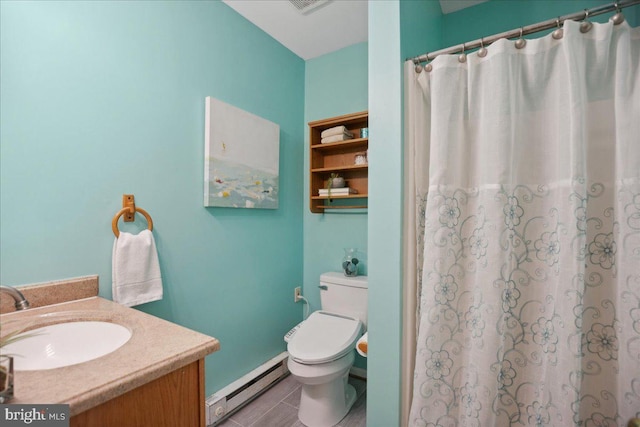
[406,20,640,426]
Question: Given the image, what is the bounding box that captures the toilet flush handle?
[318,285,328,290]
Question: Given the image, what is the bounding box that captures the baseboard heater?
[206,352,290,426]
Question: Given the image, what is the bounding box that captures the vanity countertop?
[0,296,220,416]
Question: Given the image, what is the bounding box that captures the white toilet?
[285,272,367,427]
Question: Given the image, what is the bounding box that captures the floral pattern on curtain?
[407,20,640,427]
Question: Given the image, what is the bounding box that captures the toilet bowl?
[286,310,362,427]
[286,273,368,427]
[288,352,357,427]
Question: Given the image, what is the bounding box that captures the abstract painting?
[204,97,280,209]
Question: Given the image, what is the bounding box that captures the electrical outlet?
[294,287,302,302]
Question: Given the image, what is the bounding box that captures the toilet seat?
[287,311,362,365]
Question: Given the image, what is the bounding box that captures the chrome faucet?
[0,286,30,311]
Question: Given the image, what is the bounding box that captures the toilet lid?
[287,311,362,365]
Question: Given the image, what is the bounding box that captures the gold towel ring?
[112,206,153,237]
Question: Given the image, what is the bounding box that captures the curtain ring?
[515,27,526,49]
[477,37,488,58]
[580,9,593,33]
[552,17,564,39]
[458,43,467,63]
[610,2,625,25]
[424,55,433,72]
[413,58,423,74]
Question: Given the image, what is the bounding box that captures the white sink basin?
[2,321,132,371]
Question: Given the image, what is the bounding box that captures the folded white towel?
[356,332,368,357]
[321,126,353,139]
[321,133,353,144]
[112,229,163,307]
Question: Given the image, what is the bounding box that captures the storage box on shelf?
[309,111,368,213]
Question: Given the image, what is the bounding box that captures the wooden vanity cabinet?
[70,359,205,427]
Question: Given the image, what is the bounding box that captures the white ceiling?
[222,0,487,61]
[439,0,488,14]
[222,0,367,60]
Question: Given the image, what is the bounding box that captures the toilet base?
[298,373,356,427]
[288,352,358,427]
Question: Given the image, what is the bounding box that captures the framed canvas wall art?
[204,97,280,209]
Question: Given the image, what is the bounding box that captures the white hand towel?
[321,126,353,139]
[321,133,353,144]
[356,332,368,357]
[112,229,163,307]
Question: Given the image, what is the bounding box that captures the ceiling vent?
[288,0,331,15]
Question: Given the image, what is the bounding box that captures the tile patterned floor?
[217,374,366,427]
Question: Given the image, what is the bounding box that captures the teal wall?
[400,0,443,60]
[368,1,403,426]
[303,42,368,369]
[0,0,305,395]
[441,0,630,48]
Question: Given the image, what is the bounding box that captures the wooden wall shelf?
[311,194,369,200]
[316,205,368,210]
[311,138,368,151]
[311,164,368,173]
[309,111,368,213]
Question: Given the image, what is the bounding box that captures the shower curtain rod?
[408,0,640,64]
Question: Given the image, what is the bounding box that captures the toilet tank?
[319,272,368,328]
